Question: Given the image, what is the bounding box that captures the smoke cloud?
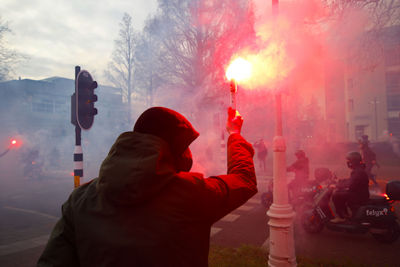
[1,1,398,238]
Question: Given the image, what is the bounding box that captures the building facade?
[0,77,129,177]
[327,25,400,143]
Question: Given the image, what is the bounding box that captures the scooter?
[23,160,43,179]
[260,167,332,210]
[301,178,400,243]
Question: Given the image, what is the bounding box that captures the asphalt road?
[1,173,399,267]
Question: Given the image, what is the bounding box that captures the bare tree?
[133,17,165,107]
[134,0,255,110]
[322,0,400,27]
[0,17,18,81]
[321,0,400,70]
[105,13,137,123]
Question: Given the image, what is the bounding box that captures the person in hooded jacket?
[253,139,267,173]
[37,106,257,267]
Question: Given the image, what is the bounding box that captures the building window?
[54,99,67,113]
[388,118,400,139]
[386,72,400,94]
[385,45,400,67]
[348,99,354,112]
[32,99,53,113]
[355,125,367,140]
[387,95,400,110]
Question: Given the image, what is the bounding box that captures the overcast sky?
[0,0,158,82]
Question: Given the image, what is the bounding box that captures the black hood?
[133,107,199,156]
[96,132,177,205]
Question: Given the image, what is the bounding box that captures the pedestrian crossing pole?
[73,66,83,188]
[74,125,83,188]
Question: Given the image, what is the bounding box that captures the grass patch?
[209,244,267,267]
[209,245,368,267]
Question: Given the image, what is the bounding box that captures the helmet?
[346,151,363,169]
[361,135,369,141]
[295,150,305,158]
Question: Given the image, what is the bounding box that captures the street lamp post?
[267,93,296,266]
[370,97,380,140]
[267,0,297,266]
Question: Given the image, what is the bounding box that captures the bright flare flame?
[9,138,22,148]
[224,40,293,91]
[226,58,252,82]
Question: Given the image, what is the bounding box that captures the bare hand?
[226,107,243,135]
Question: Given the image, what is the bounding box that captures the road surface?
[1,173,399,266]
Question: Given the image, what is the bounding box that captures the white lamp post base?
[267,204,296,267]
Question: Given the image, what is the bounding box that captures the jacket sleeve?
[37,198,80,267]
[198,133,257,223]
[287,159,303,172]
[348,170,368,193]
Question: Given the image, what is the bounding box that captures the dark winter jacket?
[287,157,309,181]
[37,131,257,267]
[348,166,370,203]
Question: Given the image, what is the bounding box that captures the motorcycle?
[300,178,400,243]
[23,160,44,179]
[21,148,44,179]
[261,167,332,211]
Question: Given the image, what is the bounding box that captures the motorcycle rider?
[331,152,370,223]
[287,150,309,198]
[21,147,43,179]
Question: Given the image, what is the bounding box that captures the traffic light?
[75,70,98,130]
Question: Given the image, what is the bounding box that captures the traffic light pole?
[74,125,83,188]
[73,66,83,188]
[71,65,97,188]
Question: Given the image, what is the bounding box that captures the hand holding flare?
[226,107,243,135]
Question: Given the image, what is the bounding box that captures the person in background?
[287,149,309,196]
[359,135,379,185]
[254,138,268,173]
[331,152,370,223]
[37,106,257,267]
